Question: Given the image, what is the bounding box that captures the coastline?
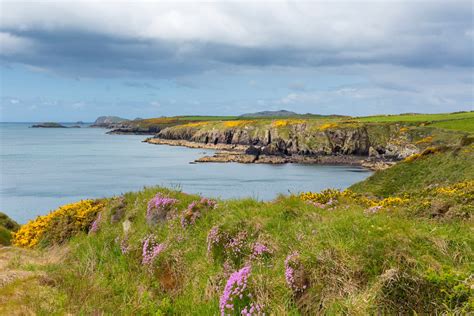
[144,137,395,170]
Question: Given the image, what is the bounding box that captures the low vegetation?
[0,212,19,246]
[1,138,472,314]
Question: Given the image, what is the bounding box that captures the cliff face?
[156,122,442,160]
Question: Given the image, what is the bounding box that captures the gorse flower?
[13,200,105,248]
[142,234,165,266]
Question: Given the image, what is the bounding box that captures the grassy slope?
[3,146,473,314]
[351,145,474,196]
[0,212,19,245]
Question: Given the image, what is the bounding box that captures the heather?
[1,146,473,314]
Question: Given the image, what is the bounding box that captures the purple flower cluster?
[146,193,178,223]
[285,251,307,294]
[207,226,221,255]
[181,198,217,228]
[308,198,335,209]
[120,235,130,254]
[89,212,102,234]
[226,231,248,258]
[142,234,165,266]
[365,205,383,214]
[241,302,264,316]
[250,242,272,260]
[219,265,258,316]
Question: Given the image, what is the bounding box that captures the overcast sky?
[0,0,473,121]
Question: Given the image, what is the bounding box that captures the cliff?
[151,119,468,164]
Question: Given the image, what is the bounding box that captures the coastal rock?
[30,122,67,128]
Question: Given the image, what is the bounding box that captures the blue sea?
[0,123,371,223]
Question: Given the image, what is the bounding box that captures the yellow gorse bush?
[271,119,305,128]
[435,180,474,196]
[13,200,105,248]
[318,122,338,131]
[300,189,409,208]
[223,120,255,128]
[182,121,210,128]
[399,127,409,133]
[415,136,434,144]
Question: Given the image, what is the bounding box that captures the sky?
[0,0,473,122]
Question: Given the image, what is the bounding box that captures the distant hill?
[239,110,299,117]
[91,116,129,128]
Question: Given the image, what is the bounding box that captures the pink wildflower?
[285,251,307,294]
[89,212,102,234]
[250,242,272,260]
[207,226,221,255]
[226,231,248,258]
[219,266,251,316]
[146,193,177,223]
[181,198,217,228]
[142,234,165,265]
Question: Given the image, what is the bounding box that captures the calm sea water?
[0,123,371,223]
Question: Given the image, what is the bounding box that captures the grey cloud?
[0,1,472,78]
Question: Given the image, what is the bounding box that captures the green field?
[355,111,474,123]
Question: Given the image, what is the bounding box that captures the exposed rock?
[430,200,451,218]
[368,146,379,158]
[196,151,258,163]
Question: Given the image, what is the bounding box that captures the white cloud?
[0,32,34,55]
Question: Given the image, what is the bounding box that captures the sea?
[0,123,372,223]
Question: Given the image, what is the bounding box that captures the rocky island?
[30,122,68,128]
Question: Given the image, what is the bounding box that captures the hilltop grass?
[355,111,474,123]
[431,117,474,133]
[4,144,473,314]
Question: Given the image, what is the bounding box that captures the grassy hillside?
[0,212,19,245]
[351,143,474,196]
[2,144,473,314]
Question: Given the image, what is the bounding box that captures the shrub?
[13,200,105,248]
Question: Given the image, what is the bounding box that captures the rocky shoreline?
[145,137,395,170]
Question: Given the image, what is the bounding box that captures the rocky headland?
[90,116,129,128]
[145,119,467,170]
